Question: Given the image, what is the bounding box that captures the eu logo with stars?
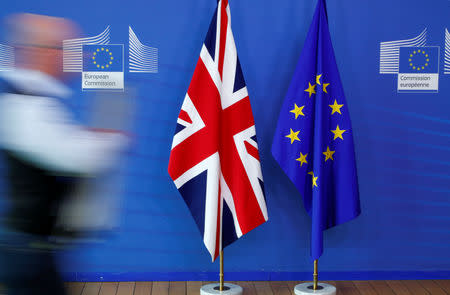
[83,45,123,72]
[82,44,124,90]
[397,46,439,93]
[399,47,438,74]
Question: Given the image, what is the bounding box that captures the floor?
[63,280,450,295]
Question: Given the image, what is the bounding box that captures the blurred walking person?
[0,14,128,295]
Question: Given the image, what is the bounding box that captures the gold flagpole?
[313,259,318,290]
[220,250,224,291]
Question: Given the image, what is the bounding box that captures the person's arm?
[0,94,128,176]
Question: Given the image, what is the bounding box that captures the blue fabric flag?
[271,0,361,260]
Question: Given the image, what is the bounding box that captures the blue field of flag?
[399,46,439,73]
[83,45,123,72]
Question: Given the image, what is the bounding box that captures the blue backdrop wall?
[0,0,449,281]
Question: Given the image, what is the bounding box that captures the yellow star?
[285,128,300,144]
[323,146,335,161]
[304,82,316,98]
[316,74,322,85]
[329,99,344,115]
[290,104,305,119]
[296,152,308,166]
[308,171,318,188]
[323,82,330,93]
[331,125,346,140]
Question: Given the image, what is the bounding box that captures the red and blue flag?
[168,0,268,261]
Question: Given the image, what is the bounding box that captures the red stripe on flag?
[218,98,266,234]
[168,58,221,180]
[217,0,228,79]
[244,141,260,161]
[178,109,192,124]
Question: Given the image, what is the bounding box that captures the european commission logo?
[397,46,439,92]
[379,28,450,93]
[82,45,124,90]
[62,26,158,91]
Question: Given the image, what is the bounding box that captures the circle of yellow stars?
[284,73,349,188]
[408,49,429,72]
[92,47,114,69]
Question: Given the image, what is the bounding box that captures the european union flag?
[82,45,123,72]
[272,0,360,260]
[399,46,439,74]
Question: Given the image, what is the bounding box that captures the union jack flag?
[168,0,268,261]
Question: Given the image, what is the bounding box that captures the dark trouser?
[0,228,66,295]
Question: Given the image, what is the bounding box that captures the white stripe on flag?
[220,174,243,238]
[202,152,221,258]
[233,126,268,221]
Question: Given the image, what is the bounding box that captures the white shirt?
[0,69,128,176]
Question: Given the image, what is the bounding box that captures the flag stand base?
[294,283,336,295]
[200,283,243,295]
